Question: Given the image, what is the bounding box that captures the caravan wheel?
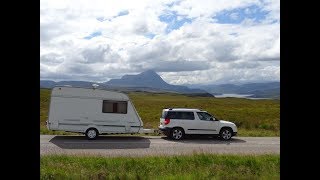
[85,128,99,140]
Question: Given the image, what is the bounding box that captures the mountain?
[105,70,210,94]
[106,70,169,89]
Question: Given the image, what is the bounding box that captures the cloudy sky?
[40,0,280,85]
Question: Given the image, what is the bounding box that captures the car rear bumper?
[158,127,172,132]
[158,127,172,136]
[232,132,237,136]
[46,120,50,129]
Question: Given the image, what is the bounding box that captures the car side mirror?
[212,117,219,121]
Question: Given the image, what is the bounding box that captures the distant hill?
[187,82,280,99]
[40,80,56,88]
[40,80,108,89]
[247,87,280,99]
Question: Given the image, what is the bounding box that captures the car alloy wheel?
[221,128,232,140]
[171,128,184,140]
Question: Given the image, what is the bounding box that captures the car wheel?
[85,128,99,140]
[219,128,233,140]
[170,128,185,140]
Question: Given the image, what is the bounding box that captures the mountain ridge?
[40,70,280,98]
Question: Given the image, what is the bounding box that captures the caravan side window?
[102,100,127,114]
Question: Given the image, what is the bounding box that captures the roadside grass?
[237,129,280,137]
[40,154,280,180]
[40,89,280,136]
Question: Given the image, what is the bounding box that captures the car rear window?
[161,110,168,118]
[165,111,194,120]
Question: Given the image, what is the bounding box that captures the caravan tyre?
[85,128,99,140]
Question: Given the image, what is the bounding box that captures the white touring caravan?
[47,86,148,139]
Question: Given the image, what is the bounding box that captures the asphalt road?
[40,135,280,157]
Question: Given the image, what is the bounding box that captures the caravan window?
[102,100,127,114]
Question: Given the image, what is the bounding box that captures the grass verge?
[41,88,280,136]
[40,154,280,180]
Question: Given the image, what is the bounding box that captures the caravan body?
[47,86,143,138]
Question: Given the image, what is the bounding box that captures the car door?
[195,112,219,134]
[177,111,198,134]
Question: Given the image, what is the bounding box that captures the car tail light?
[164,118,170,125]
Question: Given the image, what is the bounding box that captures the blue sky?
[84,31,102,40]
[159,11,193,33]
[215,5,270,24]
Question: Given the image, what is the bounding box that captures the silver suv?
[158,108,237,140]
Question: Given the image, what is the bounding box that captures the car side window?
[166,111,194,120]
[180,112,195,120]
[197,112,212,121]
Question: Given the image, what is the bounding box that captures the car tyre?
[219,128,233,140]
[170,128,185,140]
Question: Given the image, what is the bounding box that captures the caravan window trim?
[102,100,128,114]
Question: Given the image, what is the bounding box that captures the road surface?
[40,135,280,157]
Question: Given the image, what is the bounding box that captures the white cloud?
[40,0,280,84]
[261,0,280,23]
